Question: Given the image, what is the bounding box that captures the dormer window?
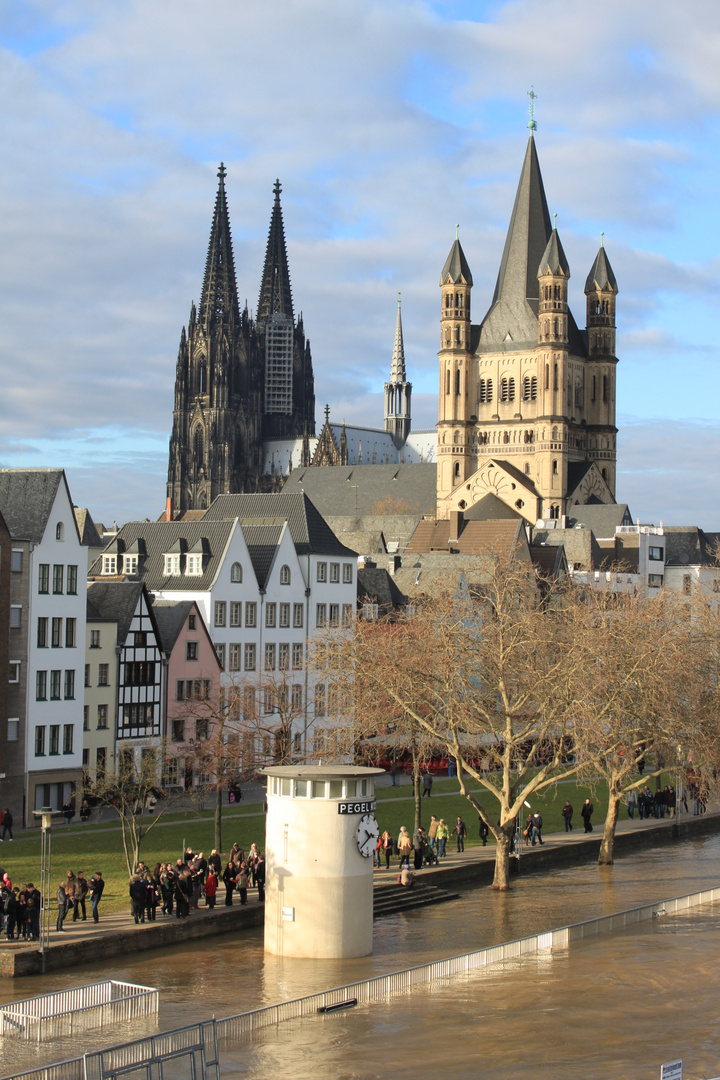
[231,562,242,583]
[102,555,117,575]
[280,565,291,585]
[164,554,180,576]
[123,555,138,575]
[186,554,203,576]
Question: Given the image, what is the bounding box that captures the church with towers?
[167,117,619,525]
[436,128,618,524]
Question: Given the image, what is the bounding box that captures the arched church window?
[56,522,64,541]
[524,463,531,475]
[198,359,207,395]
[553,364,558,391]
[194,426,204,464]
[552,426,558,441]
[500,378,508,403]
[523,376,530,401]
[553,318,559,337]
[479,379,486,404]
[453,431,459,444]
[530,376,537,400]
[456,292,463,310]
[508,378,515,402]
[280,565,291,585]
[455,369,461,395]
[545,365,549,390]
[486,379,493,403]
[552,460,558,476]
[503,432,510,444]
[455,327,461,346]
[603,375,608,403]
[231,562,242,583]
[446,369,450,394]
[454,462,460,478]
[602,468,608,482]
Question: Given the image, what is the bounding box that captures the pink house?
[151,599,221,789]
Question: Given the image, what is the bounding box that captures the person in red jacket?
[204,870,217,909]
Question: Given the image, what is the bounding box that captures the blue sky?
[1,0,719,528]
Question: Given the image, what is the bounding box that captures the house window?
[97,705,108,729]
[52,565,64,594]
[120,554,137,575]
[49,725,60,755]
[38,563,49,593]
[51,617,62,647]
[265,643,276,671]
[648,574,663,589]
[362,602,379,621]
[343,563,353,584]
[229,643,241,671]
[231,562,242,583]
[65,618,76,648]
[36,670,47,700]
[10,606,21,629]
[37,618,48,648]
[172,719,185,743]
[214,601,226,627]
[279,643,289,670]
[83,706,89,730]
[244,643,256,671]
[316,604,326,628]
[292,643,303,670]
[330,563,340,583]
[280,565,291,585]
[188,613,196,630]
[84,664,90,687]
[317,562,327,583]
[163,554,180,576]
[195,719,210,741]
[90,629,100,648]
[98,663,109,686]
[56,522,64,541]
[245,602,257,627]
[67,565,78,594]
[243,687,256,719]
[11,549,22,572]
[96,746,107,779]
[63,724,74,754]
[8,718,20,741]
[293,604,304,628]
[648,547,664,561]
[315,683,326,718]
[9,661,20,683]
[266,603,276,628]
[186,554,203,575]
[186,641,198,661]
[50,670,61,700]
[342,604,353,627]
[263,688,274,715]
[35,726,46,756]
[102,554,117,575]
[279,603,290,628]
[329,604,339,627]
[215,643,225,670]
[230,602,242,627]
[64,670,75,699]
[292,684,303,711]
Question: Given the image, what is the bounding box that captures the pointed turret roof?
[538,227,570,278]
[198,163,241,331]
[440,237,473,286]
[389,295,407,383]
[256,179,294,329]
[584,242,618,293]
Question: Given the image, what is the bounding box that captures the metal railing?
[0,981,159,1043]
[5,884,720,1080]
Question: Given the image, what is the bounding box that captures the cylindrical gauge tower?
[261,765,384,958]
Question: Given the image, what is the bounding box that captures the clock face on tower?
[356,813,380,858]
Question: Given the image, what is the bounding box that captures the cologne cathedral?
[167,167,315,512]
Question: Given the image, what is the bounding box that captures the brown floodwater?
[3,834,720,1079]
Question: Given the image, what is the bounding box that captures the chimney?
[166,497,174,523]
[388,555,401,577]
[448,510,462,545]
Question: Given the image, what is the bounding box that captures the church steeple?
[257,179,294,330]
[198,163,241,333]
[384,294,412,450]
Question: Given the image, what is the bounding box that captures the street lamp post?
[33,807,58,974]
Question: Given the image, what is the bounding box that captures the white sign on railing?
[661,1060,682,1080]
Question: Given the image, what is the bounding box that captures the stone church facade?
[436,133,619,524]
[167,168,315,513]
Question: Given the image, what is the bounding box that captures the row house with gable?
[89,492,357,771]
[0,470,88,825]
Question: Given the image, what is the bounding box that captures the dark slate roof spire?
[538,225,570,278]
[585,238,618,293]
[198,163,241,331]
[257,179,294,330]
[440,228,473,286]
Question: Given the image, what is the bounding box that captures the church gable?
[438,458,540,523]
[566,461,615,508]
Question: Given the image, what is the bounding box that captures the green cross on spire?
[527,86,537,132]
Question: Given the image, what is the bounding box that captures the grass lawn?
[0,772,668,914]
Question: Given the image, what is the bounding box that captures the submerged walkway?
[1,804,717,978]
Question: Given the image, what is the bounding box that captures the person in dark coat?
[254,854,266,902]
[5,887,19,938]
[75,871,88,921]
[222,862,236,906]
[581,799,594,833]
[89,872,105,923]
[412,827,425,870]
[236,863,248,905]
[56,882,68,932]
[561,801,573,832]
[454,817,467,853]
[129,875,147,924]
[478,818,489,846]
[0,808,13,841]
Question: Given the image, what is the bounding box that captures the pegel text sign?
[338,800,376,815]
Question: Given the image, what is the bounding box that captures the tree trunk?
[598,788,621,865]
[411,734,421,831]
[492,827,513,890]
[215,780,223,853]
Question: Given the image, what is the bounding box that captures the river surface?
[3,835,720,1078]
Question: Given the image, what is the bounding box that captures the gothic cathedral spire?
[384,294,412,450]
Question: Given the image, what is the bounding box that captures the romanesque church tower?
[436,132,618,523]
[167,169,315,512]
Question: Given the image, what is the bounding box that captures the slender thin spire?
[390,292,406,382]
[256,178,294,329]
[198,163,241,330]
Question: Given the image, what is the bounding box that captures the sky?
[1,0,719,529]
